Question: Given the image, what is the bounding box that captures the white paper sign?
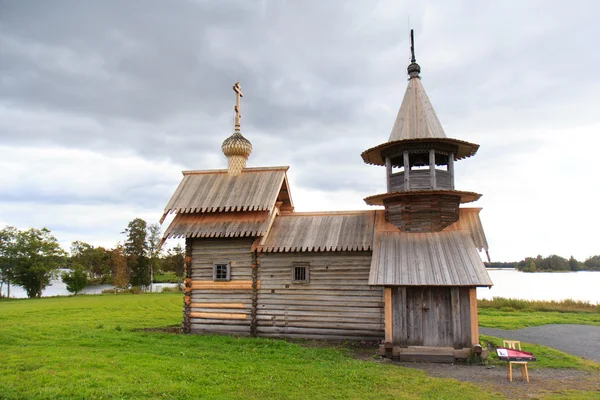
[497,349,508,357]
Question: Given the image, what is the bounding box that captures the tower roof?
[388,76,446,141]
[361,32,479,166]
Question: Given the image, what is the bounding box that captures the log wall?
[257,251,384,340]
[189,238,254,336]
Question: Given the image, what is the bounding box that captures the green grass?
[478,297,599,313]
[480,335,600,371]
[479,308,600,330]
[152,272,179,283]
[0,294,500,400]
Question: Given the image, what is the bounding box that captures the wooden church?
[161,34,493,361]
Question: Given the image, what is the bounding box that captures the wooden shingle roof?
[162,211,270,242]
[255,211,376,252]
[369,230,492,287]
[161,166,293,223]
[361,74,478,166]
[389,76,447,141]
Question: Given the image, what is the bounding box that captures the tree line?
[485,255,600,272]
[0,218,184,298]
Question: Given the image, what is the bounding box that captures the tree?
[163,243,185,289]
[0,226,18,298]
[12,228,66,298]
[147,223,162,287]
[70,241,111,283]
[110,245,129,290]
[123,218,149,288]
[61,265,88,295]
[568,256,580,272]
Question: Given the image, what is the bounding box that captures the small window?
[213,263,230,281]
[292,262,310,283]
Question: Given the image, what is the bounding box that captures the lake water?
[478,269,600,303]
[2,269,599,303]
[0,276,178,299]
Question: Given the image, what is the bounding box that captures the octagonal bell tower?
[362,30,481,232]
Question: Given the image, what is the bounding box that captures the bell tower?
[362,30,481,232]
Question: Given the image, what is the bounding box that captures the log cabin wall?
[257,251,384,340]
[188,238,254,336]
[390,286,471,348]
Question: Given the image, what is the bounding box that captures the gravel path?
[480,324,600,362]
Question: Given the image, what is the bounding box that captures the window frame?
[213,262,231,281]
[291,262,310,284]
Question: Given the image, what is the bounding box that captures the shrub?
[478,297,598,313]
[61,268,88,295]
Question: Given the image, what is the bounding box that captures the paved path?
[480,324,600,363]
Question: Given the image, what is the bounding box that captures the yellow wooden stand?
[503,340,529,383]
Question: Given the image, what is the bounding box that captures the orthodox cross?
[233,81,243,131]
[410,29,416,63]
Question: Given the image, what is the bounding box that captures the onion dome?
[222,131,252,176]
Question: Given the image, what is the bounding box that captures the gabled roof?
[254,211,376,252]
[368,208,492,286]
[369,230,492,287]
[162,211,270,243]
[161,166,293,223]
[444,208,488,252]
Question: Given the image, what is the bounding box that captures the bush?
[101,286,143,295]
[161,285,181,293]
[61,269,88,295]
[478,297,598,313]
[153,272,178,283]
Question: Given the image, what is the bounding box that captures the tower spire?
[222,82,252,176]
[407,29,421,79]
[410,29,416,63]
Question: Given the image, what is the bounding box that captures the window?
[291,262,310,283]
[213,263,230,281]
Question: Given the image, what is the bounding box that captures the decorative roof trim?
[364,190,482,205]
[182,166,290,176]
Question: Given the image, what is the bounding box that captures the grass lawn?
[0,294,501,400]
[153,272,179,283]
[479,308,600,330]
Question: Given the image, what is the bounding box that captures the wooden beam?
[190,303,245,309]
[190,280,258,290]
[450,287,462,349]
[469,288,479,345]
[403,151,410,190]
[189,312,247,320]
[384,287,392,342]
[429,149,436,189]
[448,152,455,190]
[385,157,392,192]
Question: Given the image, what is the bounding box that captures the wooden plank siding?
[257,251,384,340]
[189,238,254,336]
[391,287,472,348]
[389,170,453,192]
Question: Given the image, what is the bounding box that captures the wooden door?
[391,286,471,348]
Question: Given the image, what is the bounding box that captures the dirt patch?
[135,326,182,334]
[399,362,599,399]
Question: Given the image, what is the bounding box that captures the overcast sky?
[1,0,599,261]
